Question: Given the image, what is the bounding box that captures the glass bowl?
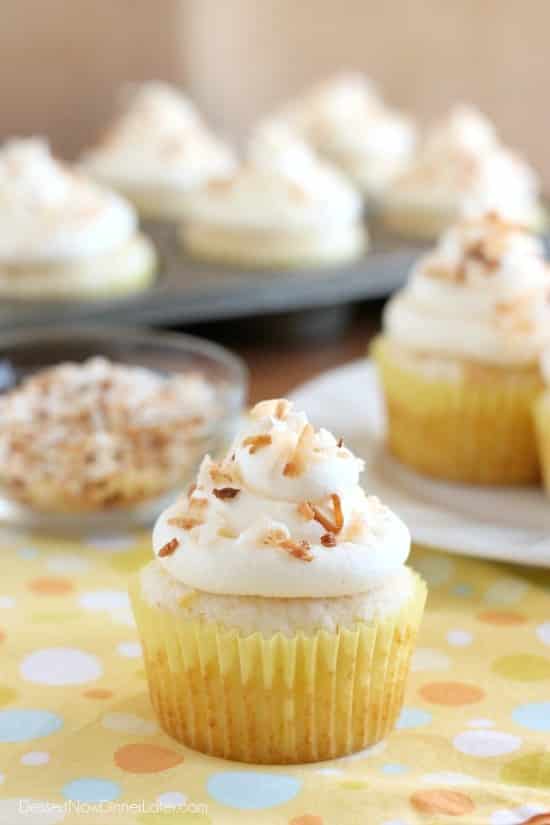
[0,327,247,533]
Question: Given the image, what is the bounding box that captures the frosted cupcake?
[131,399,426,763]
[181,125,366,269]
[278,72,416,200]
[81,83,235,220]
[373,212,550,484]
[382,105,543,239]
[0,139,156,298]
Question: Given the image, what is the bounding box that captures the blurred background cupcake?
[81,83,236,221]
[372,211,550,484]
[0,138,156,298]
[381,105,544,239]
[271,72,417,203]
[181,123,366,268]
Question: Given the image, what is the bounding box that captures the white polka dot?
[0,596,15,609]
[101,713,157,735]
[411,648,451,672]
[453,730,521,758]
[490,804,547,825]
[79,590,129,611]
[536,621,550,647]
[20,648,102,686]
[21,751,50,766]
[46,556,90,575]
[0,798,65,824]
[157,792,187,809]
[338,740,386,761]
[468,718,495,728]
[85,534,135,551]
[420,771,479,786]
[413,555,454,586]
[117,641,141,658]
[446,630,473,647]
[484,578,528,606]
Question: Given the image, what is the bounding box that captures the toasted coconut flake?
[311,493,344,534]
[283,423,314,477]
[243,434,272,454]
[187,483,197,498]
[251,399,292,419]
[275,400,292,419]
[209,463,234,485]
[337,437,344,448]
[263,528,288,546]
[321,532,337,547]
[213,487,240,500]
[167,516,202,530]
[297,501,314,520]
[217,526,239,539]
[189,496,208,511]
[158,537,180,557]
[280,539,313,562]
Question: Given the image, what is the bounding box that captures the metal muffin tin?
[0,220,425,331]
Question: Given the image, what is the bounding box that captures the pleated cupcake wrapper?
[130,572,426,764]
[533,396,550,493]
[373,337,543,485]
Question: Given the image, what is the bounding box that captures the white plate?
[290,358,550,567]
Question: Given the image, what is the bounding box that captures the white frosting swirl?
[390,105,540,222]
[0,139,136,264]
[184,125,362,231]
[153,399,410,598]
[81,83,235,191]
[384,213,550,365]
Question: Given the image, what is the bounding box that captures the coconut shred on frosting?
[152,399,410,599]
[81,83,235,191]
[389,105,540,221]
[183,125,362,232]
[384,212,550,366]
[0,139,137,264]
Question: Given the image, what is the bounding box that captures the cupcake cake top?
[391,105,539,220]
[384,212,550,365]
[81,82,235,190]
[153,399,410,598]
[184,125,362,231]
[0,139,136,263]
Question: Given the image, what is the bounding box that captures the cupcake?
[373,212,550,484]
[381,105,544,239]
[181,125,366,269]
[0,139,156,298]
[276,72,416,201]
[130,399,426,763]
[81,83,236,220]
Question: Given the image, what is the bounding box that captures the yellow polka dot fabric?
[0,530,549,825]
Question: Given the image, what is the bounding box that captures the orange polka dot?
[411,789,475,816]
[419,681,485,706]
[114,743,184,773]
[28,577,74,596]
[477,610,527,625]
[83,688,113,700]
[290,817,323,825]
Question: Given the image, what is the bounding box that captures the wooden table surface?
[229,307,381,404]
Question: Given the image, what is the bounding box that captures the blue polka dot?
[0,709,62,742]
[17,547,39,560]
[395,707,433,730]
[512,702,550,732]
[63,778,120,802]
[207,771,301,810]
[453,583,474,597]
[381,763,408,775]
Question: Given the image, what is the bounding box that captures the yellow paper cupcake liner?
[372,336,543,485]
[533,393,550,494]
[130,571,426,764]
